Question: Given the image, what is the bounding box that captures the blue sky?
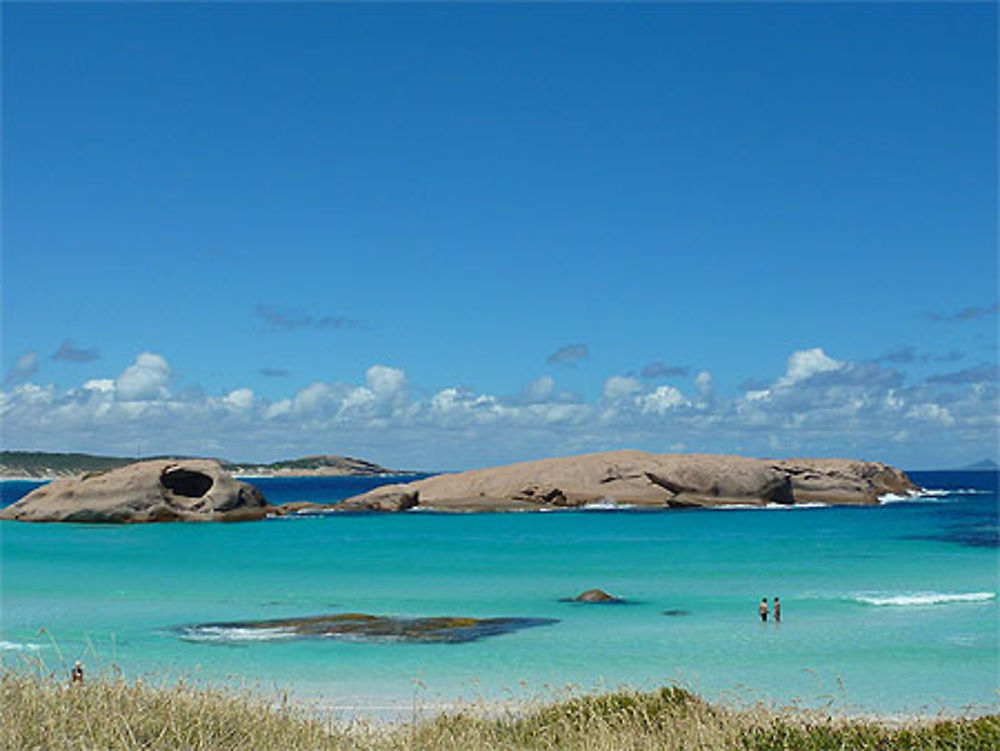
[2,2,997,470]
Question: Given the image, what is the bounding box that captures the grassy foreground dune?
[2,672,998,751]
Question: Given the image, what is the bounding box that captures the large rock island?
[338,450,917,512]
[0,459,269,523]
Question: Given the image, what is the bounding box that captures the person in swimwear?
[758,597,768,622]
[774,596,781,622]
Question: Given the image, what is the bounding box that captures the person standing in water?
[70,661,83,684]
[758,597,768,622]
[774,597,781,622]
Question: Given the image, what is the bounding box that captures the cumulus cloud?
[776,348,845,388]
[366,365,406,396]
[255,304,360,332]
[1,345,996,470]
[925,302,1000,322]
[223,388,254,410]
[52,339,99,363]
[637,385,687,414]
[547,343,588,366]
[115,353,172,401]
[640,361,689,379]
[602,375,643,401]
[3,351,38,386]
[83,379,115,393]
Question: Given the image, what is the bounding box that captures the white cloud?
[115,352,171,401]
[694,371,713,396]
[366,365,406,396]
[883,390,904,410]
[430,387,462,413]
[223,388,254,410]
[293,382,339,414]
[83,379,115,393]
[777,348,845,388]
[603,375,642,401]
[526,376,555,403]
[905,403,956,427]
[637,385,687,415]
[0,347,995,470]
[263,399,292,419]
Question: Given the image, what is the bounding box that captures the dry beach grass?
[2,669,998,751]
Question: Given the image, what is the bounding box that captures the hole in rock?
[161,469,214,498]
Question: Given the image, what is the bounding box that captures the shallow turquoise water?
[1,471,997,715]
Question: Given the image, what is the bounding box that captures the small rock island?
[339,450,918,512]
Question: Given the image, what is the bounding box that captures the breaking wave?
[178,625,297,643]
[0,640,43,652]
[881,488,992,503]
[581,501,636,510]
[852,592,996,607]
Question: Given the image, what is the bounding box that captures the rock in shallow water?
[178,613,559,644]
[564,588,625,604]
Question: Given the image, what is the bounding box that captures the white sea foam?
[853,592,996,607]
[878,488,946,502]
[878,492,915,503]
[180,626,296,643]
[881,487,991,503]
[0,640,43,651]
[581,501,636,510]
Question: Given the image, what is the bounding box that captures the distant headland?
[0,450,398,480]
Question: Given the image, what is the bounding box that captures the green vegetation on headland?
[0,451,395,479]
[2,671,997,751]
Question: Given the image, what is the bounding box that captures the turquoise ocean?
[1,470,997,716]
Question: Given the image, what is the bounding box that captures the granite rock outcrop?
[0,459,268,523]
[338,450,917,512]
